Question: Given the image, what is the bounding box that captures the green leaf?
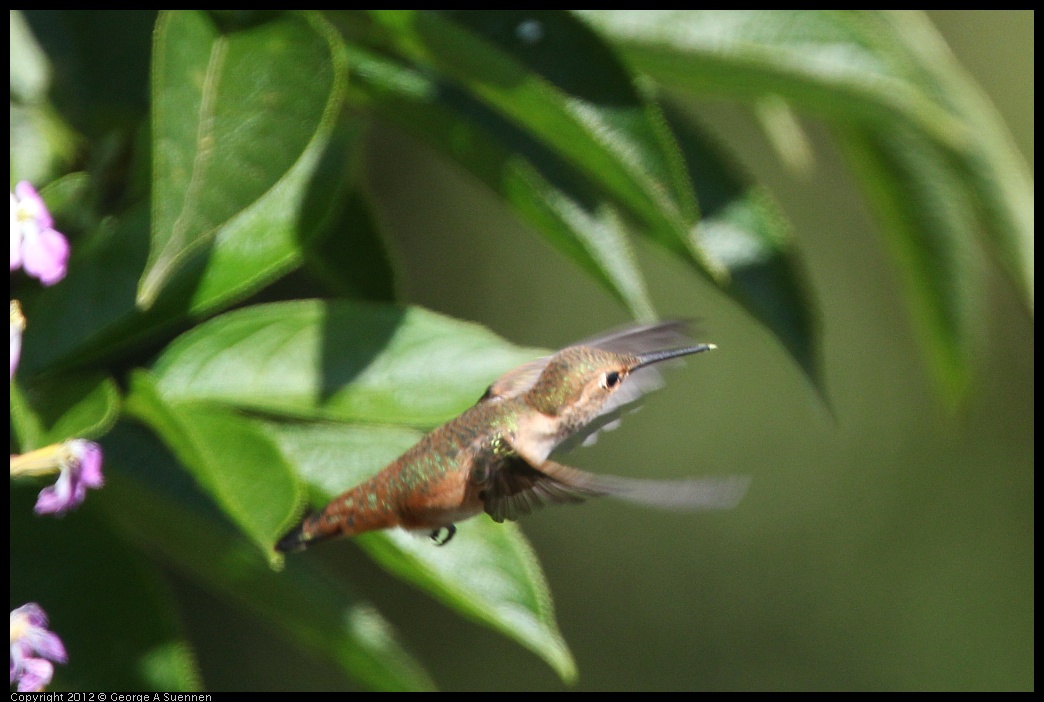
[837,125,980,402]
[10,10,52,104]
[269,421,577,683]
[141,10,348,306]
[19,48,356,374]
[579,10,1033,395]
[10,104,80,187]
[150,300,545,426]
[344,40,655,319]
[368,10,719,280]
[576,11,969,148]
[125,372,303,559]
[19,372,121,446]
[663,103,821,388]
[97,421,437,691]
[874,11,1033,312]
[11,491,201,691]
[20,110,359,375]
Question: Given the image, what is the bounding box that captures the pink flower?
[33,440,104,515]
[9,603,67,692]
[10,181,69,286]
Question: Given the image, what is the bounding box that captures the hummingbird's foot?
[430,524,456,546]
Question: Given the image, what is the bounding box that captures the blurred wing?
[479,356,550,402]
[482,437,750,522]
[478,453,603,523]
[576,319,699,355]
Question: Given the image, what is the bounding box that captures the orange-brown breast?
[397,466,484,530]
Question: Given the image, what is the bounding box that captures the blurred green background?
[169,11,1033,690]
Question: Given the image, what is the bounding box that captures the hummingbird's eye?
[603,371,621,389]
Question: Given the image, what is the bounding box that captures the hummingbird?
[276,321,749,553]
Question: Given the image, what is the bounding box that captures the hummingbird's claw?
[430,524,457,546]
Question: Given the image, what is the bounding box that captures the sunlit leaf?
[150,300,544,426]
[125,372,303,559]
[141,10,347,306]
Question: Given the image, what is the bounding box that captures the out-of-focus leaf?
[367,10,719,280]
[10,10,51,103]
[150,300,544,426]
[10,104,80,187]
[576,11,968,147]
[10,382,44,453]
[11,490,201,691]
[878,11,1032,311]
[140,10,347,306]
[269,421,577,684]
[125,372,303,560]
[19,372,121,447]
[664,103,820,388]
[579,9,1033,396]
[838,125,980,402]
[343,40,655,319]
[96,422,437,691]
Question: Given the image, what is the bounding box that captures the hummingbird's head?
[525,343,716,437]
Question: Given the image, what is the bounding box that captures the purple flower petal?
[15,603,48,629]
[33,471,73,515]
[33,440,104,515]
[21,226,69,286]
[9,603,66,692]
[14,182,52,229]
[15,657,54,692]
[74,440,104,489]
[11,182,68,285]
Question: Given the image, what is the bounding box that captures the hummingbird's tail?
[275,511,327,553]
[276,479,403,553]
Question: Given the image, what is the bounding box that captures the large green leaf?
[11,491,201,691]
[141,11,347,305]
[125,373,303,560]
[96,422,436,691]
[367,10,718,280]
[150,300,544,426]
[19,15,356,376]
[269,421,577,683]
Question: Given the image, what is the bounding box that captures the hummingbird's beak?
[631,343,716,371]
